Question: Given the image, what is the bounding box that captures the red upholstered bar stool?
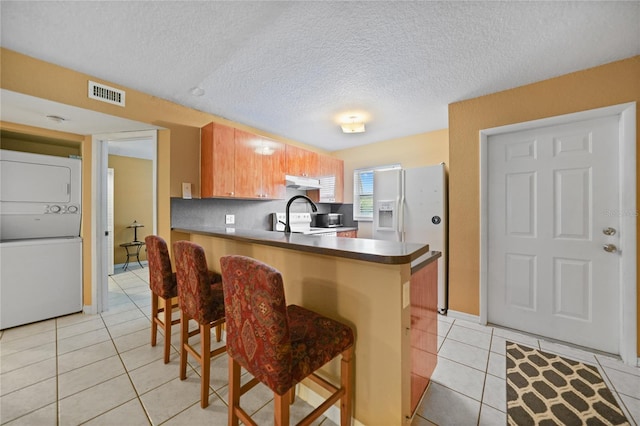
[145,235,223,364]
[220,255,355,426]
[173,241,226,408]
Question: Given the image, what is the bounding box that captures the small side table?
[120,241,145,271]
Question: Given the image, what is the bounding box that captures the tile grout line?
[55,317,60,426]
[476,327,496,426]
[83,277,154,425]
[594,357,639,426]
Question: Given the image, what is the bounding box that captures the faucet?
[285,195,318,233]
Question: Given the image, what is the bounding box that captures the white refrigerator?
[373,164,447,313]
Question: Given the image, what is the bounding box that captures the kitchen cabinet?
[410,259,438,414]
[286,145,318,177]
[234,130,285,199]
[260,136,287,199]
[308,154,344,203]
[337,230,357,238]
[201,122,235,198]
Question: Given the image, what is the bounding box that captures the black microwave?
[315,213,343,228]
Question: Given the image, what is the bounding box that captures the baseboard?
[445,309,480,323]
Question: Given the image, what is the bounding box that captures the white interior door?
[487,115,621,354]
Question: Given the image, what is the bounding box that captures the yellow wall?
[448,55,640,353]
[108,155,153,264]
[334,129,449,237]
[0,136,81,157]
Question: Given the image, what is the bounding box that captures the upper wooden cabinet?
[201,122,235,198]
[234,130,286,199]
[308,154,344,203]
[201,123,285,200]
[285,145,318,177]
[260,136,287,199]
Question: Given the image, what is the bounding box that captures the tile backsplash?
[171,189,356,231]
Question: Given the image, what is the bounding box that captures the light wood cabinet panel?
[201,122,235,198]
[234,129,262,198]
[261,137,286,199]
[286,145,318,177]
[202,124,286,200]
[308,154,344,203]
[410,260,438,413]
[234,132,286,199]
[337,230,357,238]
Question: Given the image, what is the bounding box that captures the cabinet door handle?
[228,192,234,196]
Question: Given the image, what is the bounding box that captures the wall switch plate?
[181,182,192,199]
[225,214,235,225]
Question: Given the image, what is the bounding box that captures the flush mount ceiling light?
[46,115,67,124]
[340,116,366,133]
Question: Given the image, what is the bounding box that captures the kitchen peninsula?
[172,226,440,425]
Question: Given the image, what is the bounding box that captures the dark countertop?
[173,226,433,265]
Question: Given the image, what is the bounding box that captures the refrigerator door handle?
[398,194,405,242]
[398,169,405,242]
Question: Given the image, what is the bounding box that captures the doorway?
[90,130,157,314]
[479,103,636,365]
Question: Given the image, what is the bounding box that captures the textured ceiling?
[1,1,639,151]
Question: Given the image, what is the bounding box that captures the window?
[353,164,400,221]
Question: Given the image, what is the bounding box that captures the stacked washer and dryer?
[0,149,83,329]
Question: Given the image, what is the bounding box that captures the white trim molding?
[446,309,481,324]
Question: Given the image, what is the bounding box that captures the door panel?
[234,129,262,198]
[488,115,620,353]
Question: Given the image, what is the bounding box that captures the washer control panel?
[45,204,81,214]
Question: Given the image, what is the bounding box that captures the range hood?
[285,174,322,190]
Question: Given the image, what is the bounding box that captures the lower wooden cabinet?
[410,259,438,414]
[337,230,357,238]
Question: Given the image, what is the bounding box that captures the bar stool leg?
[340,347,354,426]
[274,391,290,426]
[200,323,211,408]
[228,357,241,426]
[151,293,159,347]
[179,311,189,380]
[162,297,172,363]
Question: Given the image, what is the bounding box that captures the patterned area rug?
[506,341,630,425]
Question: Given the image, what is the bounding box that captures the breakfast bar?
[172,226,440,425]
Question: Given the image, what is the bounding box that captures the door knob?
[603,244,617,253]
[603,227,617,236]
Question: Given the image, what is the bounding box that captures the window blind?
[353,164,400,221]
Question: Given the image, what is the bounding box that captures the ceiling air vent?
[88,80,125,107]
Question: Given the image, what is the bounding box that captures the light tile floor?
[0,267,335,426]
[412,315,640,426]
[1,267,639,425]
